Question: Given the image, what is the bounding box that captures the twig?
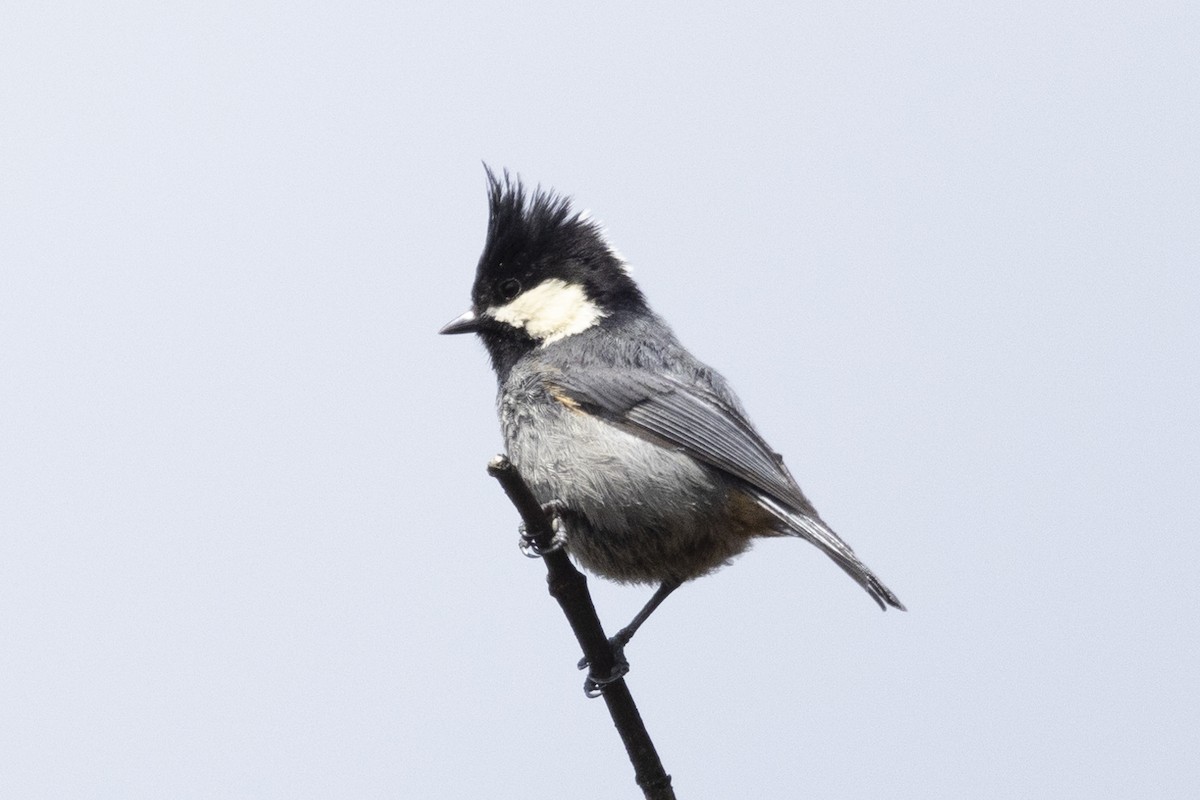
[487,455,677,800]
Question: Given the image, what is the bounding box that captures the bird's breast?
[497,374,755,584]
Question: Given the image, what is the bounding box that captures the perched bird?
[442,168,904,691]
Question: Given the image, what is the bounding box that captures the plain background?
[3,3,1197,798]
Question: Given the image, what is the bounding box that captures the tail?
[754,494,906,611]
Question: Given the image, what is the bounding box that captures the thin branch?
[487,455,677,800]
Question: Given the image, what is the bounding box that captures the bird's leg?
[611,579,682,653]
[518,500,569,558]
[580,579,682,696]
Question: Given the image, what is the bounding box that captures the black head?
[440,168,647,374]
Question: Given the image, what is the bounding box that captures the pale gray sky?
[2,3,1197,798]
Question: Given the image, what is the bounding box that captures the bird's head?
[440,168,646,372]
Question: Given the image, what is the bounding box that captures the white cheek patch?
[486,278,607,345]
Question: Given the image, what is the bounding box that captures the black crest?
[473,166,645,313]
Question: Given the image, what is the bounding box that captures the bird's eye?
[498,278,521,300]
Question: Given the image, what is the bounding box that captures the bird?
[441,168,904,693]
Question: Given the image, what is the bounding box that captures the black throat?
[479,326,538,384]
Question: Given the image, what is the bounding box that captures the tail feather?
[755,494,906,612]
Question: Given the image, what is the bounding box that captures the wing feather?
[548,368,812,514]
[546,365,906,612]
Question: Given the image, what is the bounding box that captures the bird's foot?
[577,633,631,698]
[518,500,569,558]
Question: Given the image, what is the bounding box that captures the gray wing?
[548,365,907,611]
[547,366,814,514]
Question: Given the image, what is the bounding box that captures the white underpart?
[486,278,607,345]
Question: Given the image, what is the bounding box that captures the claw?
[517,523,542,558]
[577,636,631,697]
[518,501,569,558]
